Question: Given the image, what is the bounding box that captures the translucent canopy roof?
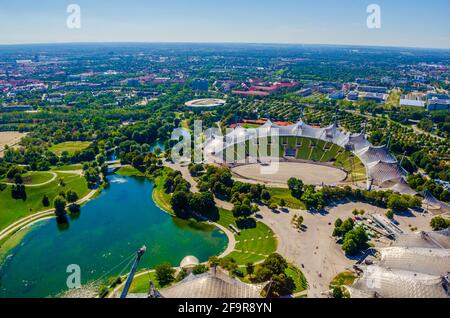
[159,267,264,298]
[353,265,448,298]
[378,247,450,276]
[204,118,417,194]
[351,230,450,298]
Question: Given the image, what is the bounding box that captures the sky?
[0,0,449,49]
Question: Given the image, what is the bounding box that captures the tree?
[14,173,23,185]
[188,192,216,216]
[287,177,304,199]
[208,256,220,268]
[296,215,304,228]
[279,198,286,208]
[192,264,208,275]
[170,191,189,217]
[54,195,67,217]
[246,262,255,277]
[155,262,175,287]
[342,226,369,255]
[175,268,188,282]
[430,216,450,231]
[6,165,22,180]
[11,184,26,200]
[261,253,288,277]
[66,190,79,203]
[42,194,50,207]
[333,218,354,238]
[301,186,324,210]
[261,189,271,201]
[267,273,294,298]
[387,194,409,212]
[385,209,394,220]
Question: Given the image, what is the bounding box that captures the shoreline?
[150,176,236,260]
[0,172,236,299]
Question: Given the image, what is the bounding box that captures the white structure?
[204,119,413,195]
[350,230,450,298]
[159,267,264,298]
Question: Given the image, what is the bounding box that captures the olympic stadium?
[204,119,416,194]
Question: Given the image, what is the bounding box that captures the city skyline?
[0,0,449,49]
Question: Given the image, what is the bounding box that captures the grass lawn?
[2,171,54,185]
[128,271,162,293]
[152,170,174,215]
[217,208,277,265]
[50,164,82,171]
[267,187,305,209]
[330,271,357,288]
[49,141,92,156]
[286,264,308,293]
[0,172,89,230]
[241,123,261,129]
[116,166,145,177]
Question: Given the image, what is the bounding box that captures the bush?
[385,209,394,220]
[342,226,369,255]
[192,264,208,275]
[430,216,450,231]
[287,178,304,199]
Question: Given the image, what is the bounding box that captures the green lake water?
[0,175,227,298]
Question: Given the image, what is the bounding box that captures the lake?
[0,175,227,298]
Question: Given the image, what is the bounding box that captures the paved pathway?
[3,171,57,187]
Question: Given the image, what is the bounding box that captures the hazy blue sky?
[0,0,449,49]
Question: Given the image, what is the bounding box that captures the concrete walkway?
[3,171,57,187]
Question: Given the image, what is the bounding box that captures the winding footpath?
[3,171,57,187]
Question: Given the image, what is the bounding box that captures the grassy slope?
[286,264,308,293]
[152,171,174,215]
[0,172,89,230]
[50,164,82,171]
[128,271,161,293]
[115,166,144,177]
[267,187,305,209]
[1,171,54,185]
[49,141,92,156]
[330,271,357,287]
[217,208,277,265]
